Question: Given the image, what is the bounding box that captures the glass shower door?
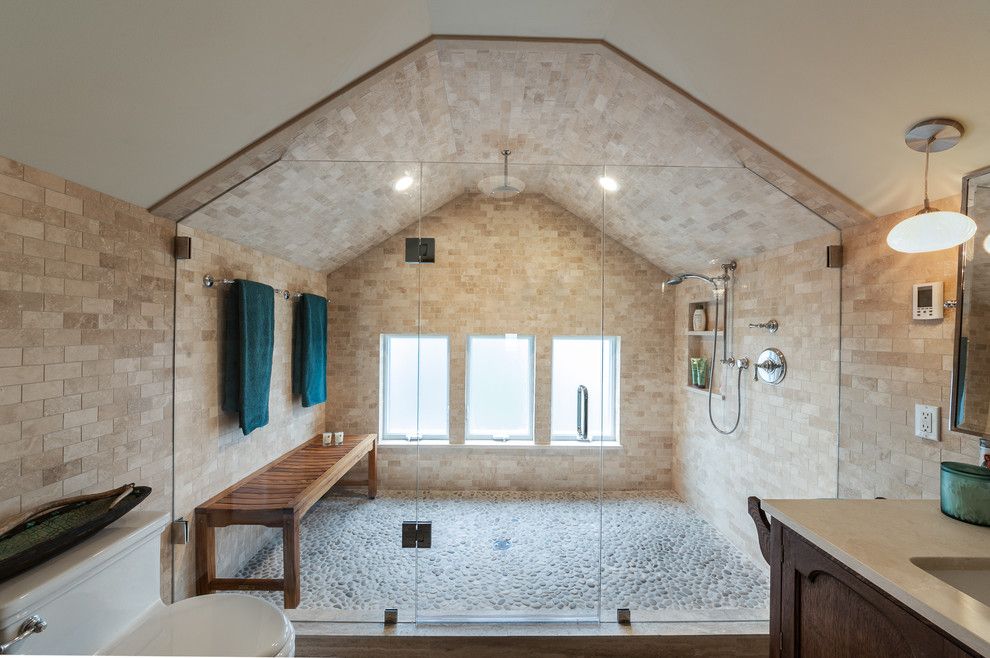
[413,162,607,621]
[172,160,423,619]
[599,163,843,625]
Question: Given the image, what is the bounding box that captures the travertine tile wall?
[5,146,983,605]
[838,198,979,500]
[0,154,175,596]
[162,39,870,241]
[326,192,675,491]
[172,224,327,599]
[672,233,841,564]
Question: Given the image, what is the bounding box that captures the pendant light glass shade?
[886,208,976,253]
[887,119,976,253]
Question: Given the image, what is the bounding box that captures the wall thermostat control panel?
[913,282,943,320]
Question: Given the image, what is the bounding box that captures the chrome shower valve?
[753,349,787,385]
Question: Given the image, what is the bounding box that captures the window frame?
[464,334,536,442]
[379,333,450,442]
[549,335,621,443]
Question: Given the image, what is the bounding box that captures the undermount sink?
[911,557,990,607]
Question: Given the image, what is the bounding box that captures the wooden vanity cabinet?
[769,522,980,657]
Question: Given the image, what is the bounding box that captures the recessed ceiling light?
[983,233,990,255]
[598,176,619,192]
[394,175,414,192]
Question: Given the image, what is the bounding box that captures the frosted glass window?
[380,334,449,440]
[465,335,535,440]
[551,336,620,442]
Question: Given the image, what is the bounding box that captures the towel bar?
[202,274,307,300]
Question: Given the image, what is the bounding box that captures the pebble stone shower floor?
[235,490,770,619]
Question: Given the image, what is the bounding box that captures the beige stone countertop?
[761,499,990,656]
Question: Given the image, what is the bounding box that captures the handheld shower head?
[662,273,718,292]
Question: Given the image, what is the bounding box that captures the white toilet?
[0,511,294,656]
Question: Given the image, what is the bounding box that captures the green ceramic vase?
[940,461,990,527]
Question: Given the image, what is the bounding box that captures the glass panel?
[551,336,620,441]
[465,334,535,440]
[601,164,842,623]
[171,160,421,621]
[415,162,605,622]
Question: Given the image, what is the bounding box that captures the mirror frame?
[950,165,990,437]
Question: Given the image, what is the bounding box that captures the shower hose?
[707,290,743,435]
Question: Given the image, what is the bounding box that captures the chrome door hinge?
[170,518,189,545]
[401,521,431,548]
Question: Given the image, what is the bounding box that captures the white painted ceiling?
[1,0,988,216]
[431,0,990,216]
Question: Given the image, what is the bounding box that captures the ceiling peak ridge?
[154,34,872,232]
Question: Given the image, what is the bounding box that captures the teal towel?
[221,280,275,435]
[292,293,327,407]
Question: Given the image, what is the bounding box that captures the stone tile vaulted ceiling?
[178,39,852,273]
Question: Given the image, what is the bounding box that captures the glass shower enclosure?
[169,155,843,628]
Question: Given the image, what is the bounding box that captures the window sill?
[378,439,622,449]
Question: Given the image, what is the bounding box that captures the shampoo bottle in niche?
[693,307,707,332]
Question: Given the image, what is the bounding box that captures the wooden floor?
[296,624,770,657]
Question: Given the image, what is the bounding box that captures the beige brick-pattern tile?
[175,39,869,274]
[171,224,327,600]
[672,232,842,565]
[838,196,979,500]
[0,154,174,600]
[160,39,869,245]
[327,192,675,492]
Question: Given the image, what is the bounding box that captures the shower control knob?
[754,348,786,385]
[755,361,779,381]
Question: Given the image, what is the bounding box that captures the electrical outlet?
[915,404,939,441]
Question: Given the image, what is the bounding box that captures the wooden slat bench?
[195,433,377,608]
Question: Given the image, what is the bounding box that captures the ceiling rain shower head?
[478,149,525,200]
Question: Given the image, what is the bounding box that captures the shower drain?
[493,538,512,551]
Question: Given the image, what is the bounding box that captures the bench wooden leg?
[195,511,216,596]
[368,441,378,500]
[282,513,301,609]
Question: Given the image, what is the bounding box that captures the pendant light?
[887,118,977,253]
[478,149,525,200]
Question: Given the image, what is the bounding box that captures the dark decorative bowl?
[0,485,152,582]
